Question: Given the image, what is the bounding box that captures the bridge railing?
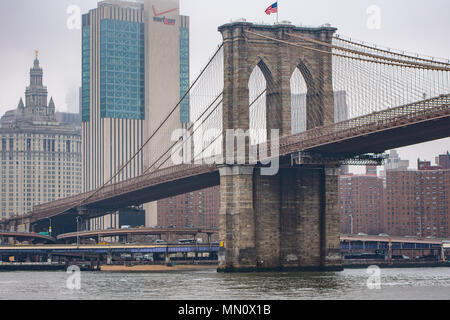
[91,164,217,201]
[276,94,450,157]
[32,94,449,220]
[33,164,218,219]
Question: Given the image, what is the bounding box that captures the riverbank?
[1,261,448,272]
[100,264,218,272]
[343,261,450,269]
[0,263,95,271]
[101,261,450,272]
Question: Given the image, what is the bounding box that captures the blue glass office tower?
[179,16,190,124]
[82,0,190,229]
[82,2,145,197]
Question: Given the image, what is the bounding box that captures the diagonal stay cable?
[287,32,450,71]
[78,44,224,207]
[334,35,450,67]
[143,92,224,175]
[246,30,450,72]
[155,88,268,170]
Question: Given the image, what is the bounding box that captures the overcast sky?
[0,0,448,169]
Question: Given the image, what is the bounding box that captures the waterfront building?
[0,54,82,221]
[384,162,450,238]
[339,166,384,235]
[157,185,220,229]
[340,151,450,238]
[383,170,417,236]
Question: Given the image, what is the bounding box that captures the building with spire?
[0,53,82,221]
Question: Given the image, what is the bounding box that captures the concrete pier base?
[218,165,343,272]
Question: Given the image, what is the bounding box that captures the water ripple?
[0,268,448,300]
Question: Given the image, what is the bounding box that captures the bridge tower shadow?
[217,22,342,272]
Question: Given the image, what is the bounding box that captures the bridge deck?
[22,94,450,223]
[57,227,218,241]
[0,244,220,255]
[0,235,443,255]
[0,232,55,243]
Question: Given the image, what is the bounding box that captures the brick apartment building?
[340,152,450,238]
[157,186,220,228]
[339,166,384,235]
[383,170,417,236]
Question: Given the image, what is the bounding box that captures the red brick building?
[157,186,220,228]
[339,167,384,235]
[411,169,450,238]
[340,156,450,239]
[383,170,417,236]
[382,154,450,238]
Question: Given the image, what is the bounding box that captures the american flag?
[265,2,278,15]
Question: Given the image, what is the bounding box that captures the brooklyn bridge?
[1,21,449,272]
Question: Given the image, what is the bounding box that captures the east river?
[0,267,449,300]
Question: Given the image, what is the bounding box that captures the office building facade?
[0,55,82,221]
[82,0,146,192]
[82,0,190,228]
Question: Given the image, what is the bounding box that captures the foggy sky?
[0,0,449,169]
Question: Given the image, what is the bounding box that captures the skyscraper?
[82,0,190,228]
[0,54,82,221]
[82,0,145,193]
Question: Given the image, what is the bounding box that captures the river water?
[0,267,449,300]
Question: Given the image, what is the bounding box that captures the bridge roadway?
[0,235,445,256]
[2,94,449,228]
[0,232,55,244]
[0,243,220,256]
[341,234,443,251]
[56,227,218,242]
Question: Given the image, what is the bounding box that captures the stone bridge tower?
[217,22,342,272]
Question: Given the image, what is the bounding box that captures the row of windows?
[101,19,144,33]
[100,47,144,59]
[100,63,144,74]
[180,26,190,124]
[100,111,145,120]
[82,25,91,122]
